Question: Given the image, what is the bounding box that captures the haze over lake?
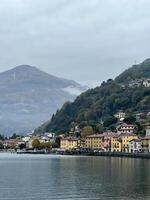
[0,154,150,200]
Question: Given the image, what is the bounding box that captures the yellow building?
[121,133,138,152]
[85,134,103,149]
[60,137,80,150]
[111,136,122,152]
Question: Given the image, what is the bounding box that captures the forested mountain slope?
[35,59,150,134]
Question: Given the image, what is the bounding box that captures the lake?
[0,153,150,200]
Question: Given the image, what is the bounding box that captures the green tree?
[18,143,26,150]
[40,142,52,149]
[123,114,136,124]
[10,133,21,139]
[32,139,41,149]
[81,126,93,138]
[0,134,5,141]
[103,116,118,127]
[0,142,4,149]
[53,137,61,148]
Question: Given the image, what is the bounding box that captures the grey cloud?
[0,0,149,86]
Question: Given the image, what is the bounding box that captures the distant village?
[0,109,150,155]
[60,123,150,154]
[122,78,150,88]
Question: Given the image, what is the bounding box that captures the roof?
[142,136,150,140]
[129,139,141,143]
[119,133,137,137]
[119,123,136,127]
[61,137,79,141]
[111,135,122,142]
[86,134,103,138]
[101,132,117,137]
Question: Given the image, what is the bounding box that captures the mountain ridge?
[0,65,80,88]
[0,65,87,135]
[35,58,150,134]
[115,58,150,84]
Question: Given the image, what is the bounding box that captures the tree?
[40,142,52,149]
[109,125,117,132]
[123,114,136,124]
[0,134,5,141]
[53,137,61,148]
[95,123,103,133]
[81,126,93,138]
[103,116,118,127]
[10,133,21,139]
[0,142,4,149]
[32,139,41,149]
[45,142,52,149]
[18,143,26,150]
[136,122,145,136]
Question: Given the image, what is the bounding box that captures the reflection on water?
[0,153,150,200]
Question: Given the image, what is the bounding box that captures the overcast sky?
[0,0,150,87]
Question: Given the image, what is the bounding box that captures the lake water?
[0,153,150,200]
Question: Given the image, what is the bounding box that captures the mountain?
[0,65,87,135]
[35,58,150,134]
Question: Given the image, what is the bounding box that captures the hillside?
[35,59,150,134]
[0,65,87,135]
[115,58,150,84]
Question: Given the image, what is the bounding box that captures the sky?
[0,0,150,87]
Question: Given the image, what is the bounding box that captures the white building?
[143,79,150,87]
[146,127,150,136]
[117,123,137,134]
[114,111,125,121]
[22,136,31,143]
[129,139,142,153]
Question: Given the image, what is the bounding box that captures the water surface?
[0,153,150,200]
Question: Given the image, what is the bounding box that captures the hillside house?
[114,111,125,121]
[117,123,137,134]
[143,79,150,87]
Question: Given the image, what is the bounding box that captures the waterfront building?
[60,137,81,150]
[25,136,40,149]
[120,133,138,152]
[111,136,122,152]
[39,135,56,144]
[129,139,142,153]
[102,132,117,152]
[3,139,24,149]
[22,136,31,143]
[85,134,103,150]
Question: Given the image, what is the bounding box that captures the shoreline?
[15,150,150,159]
[62,151,150,159]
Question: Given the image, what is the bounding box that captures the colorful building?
[111,136,122,152]
[129,139,142,153]
[102,132,117,152]
[60,137,81,150]
[85,134,103,150]
[120,133,138,152]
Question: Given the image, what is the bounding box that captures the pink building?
[101,132,118,152]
